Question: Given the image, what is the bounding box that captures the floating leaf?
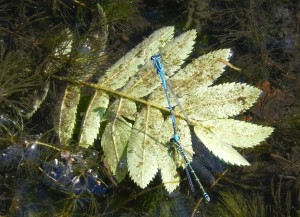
[58,85,81,145]
[79,26,175,148]
[160,29,197,76]
[171,48,232,90]
[194,119,274,165]
[101,99,136,181]
[180,83,261,121]
[79,91,109,148]
[127,106,164,188]
[157,140,180,193]
[157,118,194,192]
[194,127,250,165]
[55,26,274,192]
[102,115,132,181]
[158,117,194,163]
[98,26,175,90]
[149,49,232,105]
[196,119,274,149]
[123,29,197,99]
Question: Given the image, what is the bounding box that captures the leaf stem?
[34,141,65,152]
[51,75,201,126]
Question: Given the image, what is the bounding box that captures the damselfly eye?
[170,135,180,143]
[150,54,161,60]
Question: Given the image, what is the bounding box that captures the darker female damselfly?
[151,54,210,202]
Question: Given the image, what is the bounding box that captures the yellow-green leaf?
[171,48,232,92]
[127,106,164,188]
[99,26,174,90]
[58,85,81,145]
[194,119,273,165]
[181,83,261,121]
[101,98,137,181]
[55,26,275,191]
[160,29,197,76]
[194,126,249,165]
[156,118,193,192]
[121,30,197,99]
[149,49,232,105]
[157,140,180,193]
[79,91,109,148]
[197,119,274,148]
[159,118,194,163]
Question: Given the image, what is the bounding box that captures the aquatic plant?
[183,1,300,83]
[209,177,300,217]
[55,26,273,193]
[0,51,43,118]
[183,0,211,31]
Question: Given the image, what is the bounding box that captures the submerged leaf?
[24,80,50,119]
[79,91,109,148]
[58,85,81,145]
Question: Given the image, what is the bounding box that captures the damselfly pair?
[151,54,210,202]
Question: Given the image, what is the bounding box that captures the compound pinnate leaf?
[56,26,274,193]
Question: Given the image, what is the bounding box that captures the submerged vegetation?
[0,0,299,216]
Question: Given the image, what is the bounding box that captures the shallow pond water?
[0,1,299,216]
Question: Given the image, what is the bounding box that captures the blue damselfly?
[151,54,210,202]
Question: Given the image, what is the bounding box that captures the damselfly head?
[204,193,211,202]
[150,54,161,61]
[170,134,180,143]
